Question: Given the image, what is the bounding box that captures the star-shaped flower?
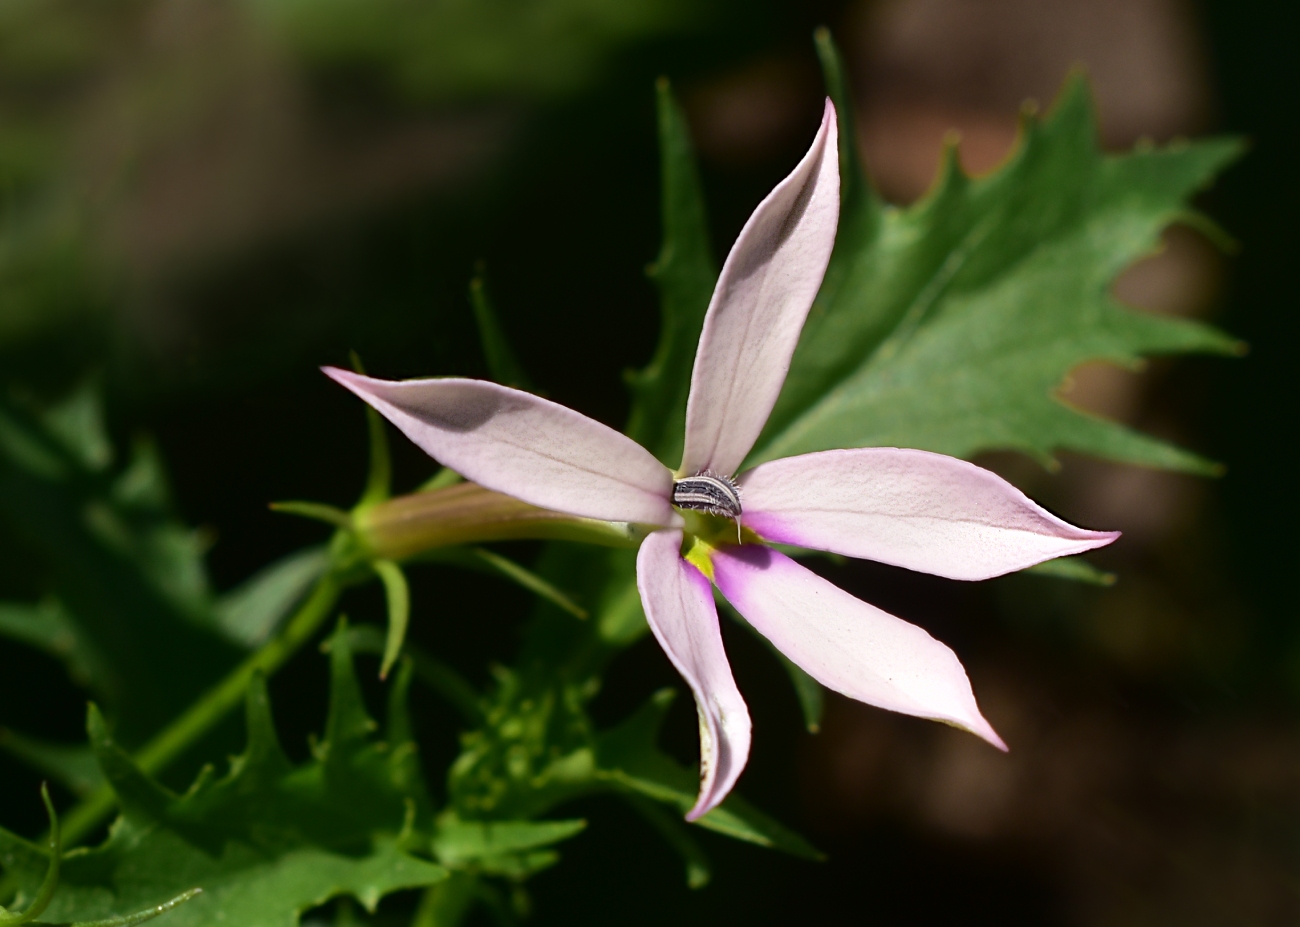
[325,101,1118,819]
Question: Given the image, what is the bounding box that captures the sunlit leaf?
[214,547,330,648]
[0,632,444,927]
[753,37,1243,474]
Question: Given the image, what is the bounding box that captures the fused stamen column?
[672,473,742,520]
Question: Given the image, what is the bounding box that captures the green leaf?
[621,794,711,889]
[39,381,112,475]
[594,690,821,860]
[58,888,203,926]
[623,77,717,468]
[0,645,444,927]
[0,398,243,744]
[470,272,535,393]
[431,817,585,868]
[722,599,823,733]
[0,731,103,798]
[752,47,1242,475]
[214,547,330,648]
[0,785,59,926]
[0,600,111,694]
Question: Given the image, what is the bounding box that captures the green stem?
[57,574,343,846]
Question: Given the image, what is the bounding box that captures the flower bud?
[354,481,641,561]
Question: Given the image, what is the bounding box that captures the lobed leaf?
[0,632,444,927]
[751,40,1243,474]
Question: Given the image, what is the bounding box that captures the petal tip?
[322,365,365,387]
[966,714,1008,752]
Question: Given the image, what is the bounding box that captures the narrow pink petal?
[712,545,1005,749]
[678,100,840,478]
[325,368,678,526]
[740,448,1119,581]
[637,529,753,820]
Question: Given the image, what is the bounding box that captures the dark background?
[1,0,1295,923]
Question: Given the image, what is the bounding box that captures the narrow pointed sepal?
[679,100,840,477]
[712,545,1005,749]
[373,560,410,680]
[325,369,679,527]
[739,448,1119,580]
[636,529,752,819]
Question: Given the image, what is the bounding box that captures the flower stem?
[57,574,343,846]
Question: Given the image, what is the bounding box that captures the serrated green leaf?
[751,52,1242,474]
[320,619,379,754]
[39,381,111,475]
[2,645,444,927]
[214,547,330,648]
[623,78,716,468]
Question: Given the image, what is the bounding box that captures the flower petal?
[637,529,752,820]
[678,100,840,478]
[325,368,679,526]
[712,544,1005,749]
[740,448,1119,581]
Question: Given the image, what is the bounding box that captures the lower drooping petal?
[325,368,680,527]
[637,529,753,820]
[711,544,1005,750]
[739,448,1119,581]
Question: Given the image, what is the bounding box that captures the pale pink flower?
[325,102,1118,819]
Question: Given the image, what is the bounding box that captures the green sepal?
[1024,555,1116,586]
[470,271,536,392]
[421,547,586,619]
[372,562,411,680]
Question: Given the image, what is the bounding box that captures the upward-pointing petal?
[740,448,1119,580]
[637,529,752,820]
[712,545,1005,750]
[325,368,679,526]
[679,100,840,478]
